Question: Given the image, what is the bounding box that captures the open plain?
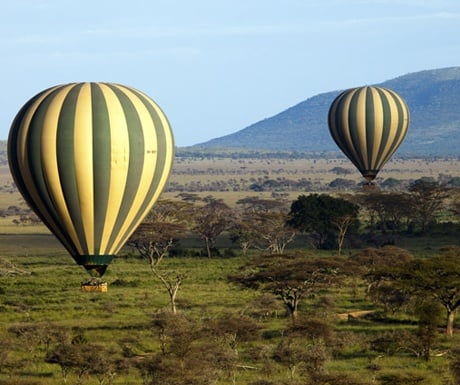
[0,154,459,384]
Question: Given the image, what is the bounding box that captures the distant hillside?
[192,67,460,156]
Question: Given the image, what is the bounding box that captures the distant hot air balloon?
[8,82,174,280]
[328,86,409,183]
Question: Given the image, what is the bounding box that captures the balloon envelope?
[8,82,174,277]
[328,86,409,181]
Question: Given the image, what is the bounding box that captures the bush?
[309,372,373,384]
[207,313,261,342]
[111,278,140,287]
[377,372,427,385]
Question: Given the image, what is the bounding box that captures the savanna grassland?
[0,154,459,385]
[163,154,460,199]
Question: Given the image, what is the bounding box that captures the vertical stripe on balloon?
[328,86,409,181]
[8,82,175,276]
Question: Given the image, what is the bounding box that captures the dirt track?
[337,310,374,320]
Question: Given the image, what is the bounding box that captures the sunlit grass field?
[0,234,458,384]
[0,156,459,384]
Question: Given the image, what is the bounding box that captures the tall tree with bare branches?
[192,197,234,258]
[129,200,193,313]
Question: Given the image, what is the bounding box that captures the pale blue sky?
[2,0,460,146]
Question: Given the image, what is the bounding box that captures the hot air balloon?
[8,83,174,286]
[328,86,409,184]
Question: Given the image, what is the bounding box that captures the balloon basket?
[81,278,108,293]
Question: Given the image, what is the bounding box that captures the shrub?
[377,372,427,385]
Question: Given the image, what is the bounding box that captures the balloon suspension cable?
[82,277,103,286]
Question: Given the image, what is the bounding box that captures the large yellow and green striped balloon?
[8,83,174,277]
[328,86,409,182]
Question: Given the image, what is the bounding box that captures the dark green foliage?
[110,278,140,287]
[377,372,427,385]
[309,372,372,385]
[357,246,460,337]
[288,194,359,249]
[354,191,413,236]
[350,246,414,312]
[330,166,354,175]
[328,178,358,190]
[229,253,344,319]
[408,179,450,233]
[412,299,444,360]
[400,252,460,336]
[370,329,411,356]
[380,177,406,190]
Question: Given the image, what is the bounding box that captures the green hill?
[192,67,460,155]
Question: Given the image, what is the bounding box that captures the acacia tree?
[192,197,234,257]
[447,188,460,225]
[229,212,258,256]
[354,191,412,235]
[272,320,334,381]
[360,246,460,336]
[231,196,294,254]
[137,312,240,385]
[129,199,192,313]
[407,179,450,233]
[272,338,315,380]
[349,246,414,314]
[399,253,460,337]
[288,194,359,251]
[332,215,355,257]
[46,335,125,385]
[251,211,296,254]
[229,254,343,320]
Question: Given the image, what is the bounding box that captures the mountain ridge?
[190,67,460,156]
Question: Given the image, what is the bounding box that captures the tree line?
[130,179,459,260]
[128,178,459,336]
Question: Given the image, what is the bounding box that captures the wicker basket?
[81,281,108,292]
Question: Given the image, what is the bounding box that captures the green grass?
[0,156,459,383]
[0,234,459,384]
